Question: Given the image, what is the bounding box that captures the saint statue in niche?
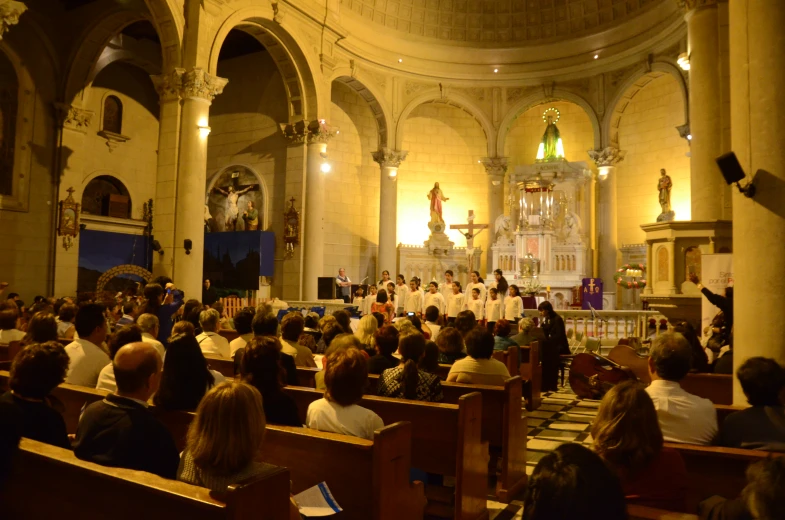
[213,183,256,231]
[536,108,565,162]
[656,168,675,222]
[242,201,259,231]
[427,182,449,225]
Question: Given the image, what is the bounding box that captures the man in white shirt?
[65,303,111,387]
[404,279,423,316]
[196,308,230,358]
[280,312,317,367]
[137,313,165,359]
[229,308,254,356]
[335,268,352,303]
[424,305,442,341]
[424,281,446,317]
[645,332,718,445]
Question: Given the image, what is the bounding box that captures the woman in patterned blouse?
[377,333,443,402]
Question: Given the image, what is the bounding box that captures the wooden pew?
[715,404,745,427]
[491,346,520,377]
[628,505,699,520]
[518,341,542,411]
[205,354,235,378]
[0,340,21,362]
[283,386,488,520]
[665,442,782,513]
[0,372,427,520]
[1,438,291,520]
[680,373,733,405]
[219,329,239,343]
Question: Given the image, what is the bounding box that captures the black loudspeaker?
[716,152,746,185]
[317,277,335,300]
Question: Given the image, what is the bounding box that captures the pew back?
[680,373,733,405]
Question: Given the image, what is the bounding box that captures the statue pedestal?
[640,220,732,326]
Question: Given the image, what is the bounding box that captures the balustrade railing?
[521,309,666,340]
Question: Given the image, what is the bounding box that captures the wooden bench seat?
[0,340,21,362]
[627,504,699,520]
[0,438,291,520]
[205,354,235,378]
[282,386,488,520]
[0,372,426,520]
[680,373,733,405]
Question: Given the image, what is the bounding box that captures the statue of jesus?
[214,184,255,231]
[427,182,449,224]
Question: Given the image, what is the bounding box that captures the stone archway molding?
[96,264,153,293]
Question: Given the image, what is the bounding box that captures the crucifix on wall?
[212,171,259,231]
[450,210,489,271]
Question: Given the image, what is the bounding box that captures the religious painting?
[657,246,669,282]
[283,197,300,259]
[58,187,80,237]
[203,231,275,291]
[206,166,264,233]
[685,246,702,279]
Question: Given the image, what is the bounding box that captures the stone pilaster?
[373,148,408,278]
[480,157,508,274]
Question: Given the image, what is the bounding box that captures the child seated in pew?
[522,443,627,520]
[592,380,688,512]
[177,380,302,520]
[240,336,301,427]
[699,457,785,520]
[306,344,384,440]
[0,342,71,449]
[377,333,443,402]
[718,357,785,452]
[447,328,510,386]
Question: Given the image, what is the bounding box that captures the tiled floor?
[486,384,600,520]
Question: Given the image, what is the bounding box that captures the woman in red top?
[370,289,395,324]
[591,380,688,512]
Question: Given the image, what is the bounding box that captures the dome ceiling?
[342,0,666,45]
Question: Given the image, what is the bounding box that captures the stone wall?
[617,74,690,246]
[398,103,489,272]
[325,81,380,283]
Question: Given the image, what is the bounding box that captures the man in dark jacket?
[73,342,179,479]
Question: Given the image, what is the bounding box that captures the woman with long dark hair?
[370,289,395,324]
[538,300,569,392]
[377,333,443,402]
[21,313,58,345]
[493,269,509,298]
[239,336,301,426]
[154,333,224,411]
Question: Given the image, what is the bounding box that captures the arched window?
[82,175,131,218]
[0,51,17,196]
[102,95,122,134]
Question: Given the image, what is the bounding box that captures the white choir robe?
[504,296,523,321]
[438,282,454,306]
[395,284,410,309]
[424,292,446,316]
[467,298,484,320]
[489,281,508,305]
[364,295,375,316]
[404,290,423,315]
[353,296,364,313]
[485,299,502,323]
[447,293,464,318]
[463,282,487,310]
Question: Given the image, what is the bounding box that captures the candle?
[546,286,551,292]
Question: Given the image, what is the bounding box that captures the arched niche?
[102,95,123,134]
[206,165,268,233]
[81,175,132,219]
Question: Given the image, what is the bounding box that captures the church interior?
[1,0,784,518]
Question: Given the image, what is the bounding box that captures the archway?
[82,175,132,219]
[206,164,269,232]
[96,264,152,293]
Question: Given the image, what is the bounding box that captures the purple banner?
[581,278,603,310]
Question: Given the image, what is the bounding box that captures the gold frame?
[58,187,80,249]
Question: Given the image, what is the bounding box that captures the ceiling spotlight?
[687,134,692,141]
[493,68,499,73]
[594,54,599,59]
[320,162,331,174]
[398,58,403,63]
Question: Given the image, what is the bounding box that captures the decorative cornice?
[280,120,308,145]
[55,103,94,133]
[151,68,184,102]
[676,123,691,142]
[588,147,626,168]
[181,68,228,101]
[480,157,508,177]
[372,148,408,168]
[676,0,719,13]
[0,0,26,40]
[306,120,337,145]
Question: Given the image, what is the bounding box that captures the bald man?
[74,342,179,479]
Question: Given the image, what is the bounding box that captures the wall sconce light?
[184,238,193,255]
[716,152,756,198]
[319,151,331,173]
[677,52,690,71]
[197,117,211,138]
[598,166,611,179]
[151,239,164,256]
[388,168,398,180]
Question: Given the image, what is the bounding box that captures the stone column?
[729,0,785,403]
[172,68,227,301]
[681,0,725,221]
[667,239,677,295]
[280,122,308,301]
[150,69,183,280]
[589,147,625,309]
[303,121,336,301]
[643,242,653,295]
[480,157,508,274]
[373,148,408,279]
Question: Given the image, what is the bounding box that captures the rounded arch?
[395,90,495,156]
[208,7,323,121]
[497,88,601,157]
[603,60,688,149]
[206,163,270,231]
[96,264,153,293]
[81,169,140,217]
[63,7,180,106]
[329,69,392,149]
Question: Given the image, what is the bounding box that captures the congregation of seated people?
[3,276,785,520]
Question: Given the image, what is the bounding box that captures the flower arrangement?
[519,279,543,295]
[613,263,647,290]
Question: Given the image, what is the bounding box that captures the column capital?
[151,68,184,102]
[0,0,26,40]
[676,0,718,13]
[181,68,228,101]
[676,123,691,142]
[372,147,408,168]
[307,120,338,145]
[54,103,94,133]
[588,147,626,168]
[480,156,508,177]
